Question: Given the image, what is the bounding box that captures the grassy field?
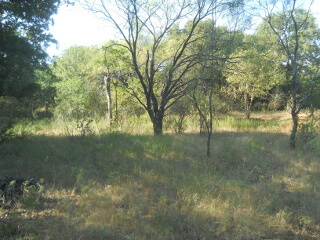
[1,111,320,239]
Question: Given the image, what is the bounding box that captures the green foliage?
[0,0,60,98]
[226,34,286,117]
[53,44,146,131]
[228,48,282,96]
[53,46,107,123]
[0,1,60,142]
[103,41,132,71]
[33,68,58,111]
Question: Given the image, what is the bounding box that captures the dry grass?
[1,111,320,239]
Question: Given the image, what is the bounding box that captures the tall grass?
[1,112,320,239]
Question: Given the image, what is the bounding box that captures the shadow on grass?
[0,131,319,239]
[0,202,124,240]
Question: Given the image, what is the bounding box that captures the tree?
[188,18,244,157]
[191,71,216,157]
[226,35,285,119]
[256,0,320,149]
[83,0,231,135]
[53,46,107,123]
[30,68,58,118]
[0,0,61,141]
[0,0,61,98]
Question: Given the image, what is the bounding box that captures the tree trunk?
[207,131,212,157]
[244,93,253,119]
[290,59,298,150]
[245,109,250,119]
[244,93,250,119]
[115,84,118,124]
[290,111,298,150]
[152,112,164,135]
[207,86,213,157]
[103,75,112,127]
[200,117,206,136]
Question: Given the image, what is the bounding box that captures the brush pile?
[0,176,40,208]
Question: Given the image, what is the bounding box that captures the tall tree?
[256,0,320,149]
[83,0,236,135]
[0,0,61,98]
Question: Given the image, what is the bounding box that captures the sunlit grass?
[1,112,320,239]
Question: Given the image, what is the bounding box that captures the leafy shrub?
[299,117,319,142]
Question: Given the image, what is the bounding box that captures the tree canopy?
[0,0,60,98]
